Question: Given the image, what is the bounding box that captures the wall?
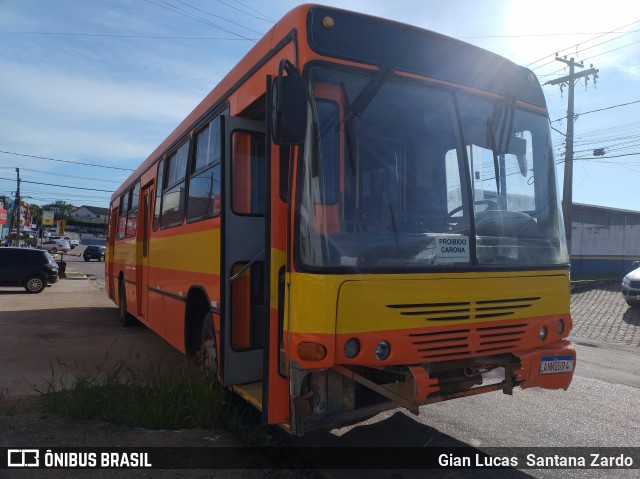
[571,224,640,276]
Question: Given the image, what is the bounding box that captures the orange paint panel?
[288,313,571,369]
[516,340,576,390]
[266,307,290,424]
[164,296,187,353]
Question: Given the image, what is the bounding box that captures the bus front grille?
[408,322,528,360]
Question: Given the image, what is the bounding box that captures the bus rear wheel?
[197,313,218,384]
[118,281,136,327]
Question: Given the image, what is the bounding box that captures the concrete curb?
[571,279,619,293]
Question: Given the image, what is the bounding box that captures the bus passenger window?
[117,193,127,240]
[232,131,265,216]
[126,182,140,238]
[153,158,164,231]
[188,118,222,221]
[160,141,189,228]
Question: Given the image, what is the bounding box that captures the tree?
[29,203,42,226]
[42,201,75,221]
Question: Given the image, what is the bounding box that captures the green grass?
[38,358,275,447]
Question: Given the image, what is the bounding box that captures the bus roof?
[112,4,544,201]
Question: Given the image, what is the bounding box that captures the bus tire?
[118,281,136,327]
[197,312,218,384]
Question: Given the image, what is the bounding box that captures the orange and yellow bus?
[107,4,575,436]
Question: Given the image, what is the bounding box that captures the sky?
[1,0,639,213]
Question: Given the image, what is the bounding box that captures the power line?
[0,30,255,40]
[461,28,640,39]
[0,166,124,184]
[0,150,134,171]
[551,99,640,123]
[143,0,257,42]
[0,177,112,192]
[574,152,640,160]
[228,0,276,22]
[170,0,265,35]
[531,28,640,71]
[527,19,640,67]
[214,0,275,23]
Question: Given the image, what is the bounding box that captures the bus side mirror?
[271,75,308,145]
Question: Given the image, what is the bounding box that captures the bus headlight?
[344,338,360,359]
[539,326,548,341]
[374,341,390,361]
[557,319,565,334]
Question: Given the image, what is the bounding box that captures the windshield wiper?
[344,66,393,123]
[485,96,517,196]
[486,117,501,195]
[343,67,394,174]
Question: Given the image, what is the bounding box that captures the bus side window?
[117,193,128,240]
[187,117,222,221]
[160,141,189,228]
[153,159,165,231]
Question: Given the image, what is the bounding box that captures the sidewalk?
[570,282,640,347]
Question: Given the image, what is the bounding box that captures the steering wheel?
[447,199,499,224]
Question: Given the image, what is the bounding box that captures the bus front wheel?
[197,313,218,384]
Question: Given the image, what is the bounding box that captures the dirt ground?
[0,276,315,478]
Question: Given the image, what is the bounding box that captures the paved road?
[1,268,637,478]
[294,282,640,478]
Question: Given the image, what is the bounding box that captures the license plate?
[539,356,574,374]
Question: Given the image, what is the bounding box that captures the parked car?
[41,239,71,253]
[0,247,59,293]
[622,261,640,307]
[83,245,106,262]
[49,235,79,249]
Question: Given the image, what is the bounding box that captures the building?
[71,205,109,224]
[572,203,640,276]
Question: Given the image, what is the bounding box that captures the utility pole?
[14,168,21,247]
[545,57,598,255]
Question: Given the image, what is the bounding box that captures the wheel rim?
[200,339,216,379]
[197,329,217,382]
[27,278,44,292]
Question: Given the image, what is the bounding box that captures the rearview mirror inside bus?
[271,76,308,145]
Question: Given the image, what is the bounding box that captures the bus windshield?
[297,65,568,270]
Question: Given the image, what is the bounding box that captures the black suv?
[83,245,105,262]
[0,247,59,293]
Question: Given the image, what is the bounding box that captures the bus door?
[135,186,152,318]
[221,116,267,385]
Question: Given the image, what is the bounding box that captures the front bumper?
[514,340,575,390]
[621,284,640,303]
